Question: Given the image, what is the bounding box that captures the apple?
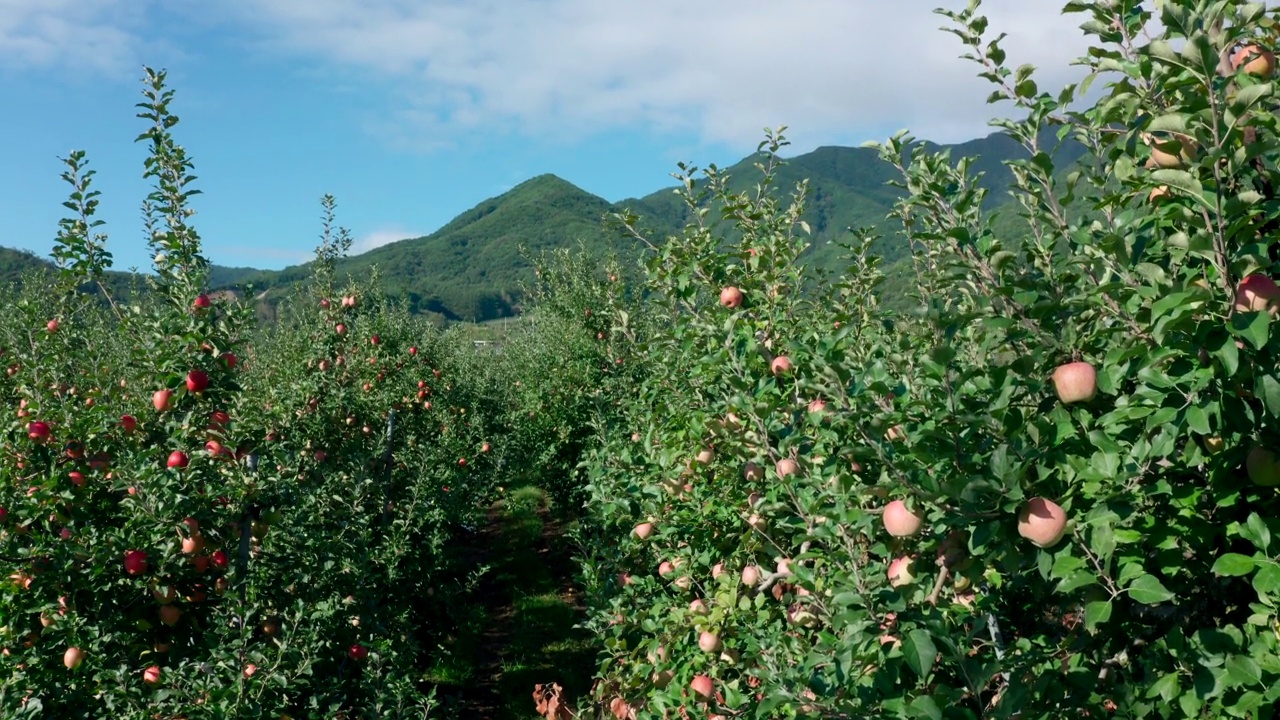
[1233,274,1280,315]
[153,389,174,412]
[609,697,631,720]
[205,440,229,458]
[887,556,916,587]
[193,294,212,311]
[1018,497,1069,548]
[159,605,181,626]
[482,442,491,453]
[167,451,189,469]
[0,506,7,523]
[124,550,149,576]
[1149,133,1197,169]
[335,323,347,336]
[220,352,238,370]
[1232,43,1276,78]
[27,421,51,443]
[63,647,84,669]
[320,298,331,309]
[181,535,205,555]
[698,631,722,653]
[143,665,161,685]
[746,513,767,532]
[741,565,761,587]
[658,561,675,577]
[342,295,357,308]
[770,355,793,376]
[882,499,923,537]
[719,286,744,308]
[68,471,85,487]
[120,414,137,433]
[1052,361,1097,404]
[711,562,726,579]
[695,448,714,465]
[409,346,418,355]
[743,462,763,482]
[348,644,368,661]
[1148,185,1171,204]
[633,522,654,540]
[208,410,230,432]
[211,549,230,570]
[690,599,709,616]
[192,555,210,573]
[46,319,59,333]
[690,675,714,701]
[243,663,258,679]
[775,458,799,478]
[1246,446,1280,486]
[153,585,177,604]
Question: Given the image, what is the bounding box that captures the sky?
[0,0,1099,272]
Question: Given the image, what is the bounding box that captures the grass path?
[424,484,597,718]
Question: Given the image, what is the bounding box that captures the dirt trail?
[431,486,595,719]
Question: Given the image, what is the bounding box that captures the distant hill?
[1,128,1088,323]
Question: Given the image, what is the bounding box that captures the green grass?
[422,482,597,719]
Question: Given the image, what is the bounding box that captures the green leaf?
[1242,513,1272,553]
[903,629,937,679]
[1230,310,1270,351]
[1185,404,1211,435]
[1128,574,1175,604]
[1147,671,1181,702]
[1084,599,1112,631]
[1257,375,1280,419]
[1224,655,1263,688]
[1150,168,1208,208]
[1252,562,1280,594]
[907,695,944,720]
[1212,553,1256,577]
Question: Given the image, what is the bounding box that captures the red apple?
[770,355,793,376]
[1052,361,1097,404]
[193,294,212,311]
[211,549,230,570]
[882,499,923,537]
[1232,43,1277,78]
[690,674,714,701]
[153,389,174,412]
[775,458,799,478]
[698,631,722,653]
[1233,274,1280,315]
[208,410,230,433]
[370,335,380,345]
[120,414,137,433]
[68,471,85,487]
[124,550,149,576]
[27,421,51,443]
[186,370,209,393]
[143,665,161,685]
[159,605,181,626]
[741,565,761,586]
[720,286,744,308]
[46,319,59,333]
[243,663,258,679]
[887,556,916,587]
[219,353,238,370]
[63,647,84,669]
[633,522,654,540]
[167,451,189,469]
[348,644,368,661]
[1017,497,1069,548]
[335,323,347,336]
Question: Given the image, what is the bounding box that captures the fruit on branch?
[1246,446,1280,486]
[63,647,84,669]
[690,675,714,701]
[124,550,149,576]
[633,522,654,540]
[153,389,174,412]
[775,458,799,478]
[887,556,916,587]
[1232,274,1280,315]
[1052,361,1097,404]
[770,356,793,376]
[698,631,722,653]
[1017,497,1068,548]
[882,499,923,537]
[1147,133,1197,169]
[720,286,744,308]
[1232,43,1276,78]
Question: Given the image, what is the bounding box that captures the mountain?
[1,128,1088,323]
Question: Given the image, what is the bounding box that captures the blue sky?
[0,0,1090,272]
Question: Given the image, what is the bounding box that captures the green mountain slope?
[1,129,1089,323]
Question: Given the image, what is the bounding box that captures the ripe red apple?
[1233,274,1280,315]
[120,414,137,433]
[1052,361,1097,404]
[335,323,347,336]
[68,471,85,487]
[342,295,357,308]
[770,355,793,376]
[741,565,761,586]
[193,294,212,311]
[186,369,209,393]
[775,458,799,478]
[370,335,381,345]
[153,389,174,412]
[348,644,368,661]
[720,286,744,308]
[143,665,161,685]
[63,646,84,669]
[46,319,59,333]
[690,599,709,615]
[320,298,331,309]
[208,410,230,432]
[124,550,149,576]
[220,352,238,370]
[210,549,230,570]
[1246,446,1280,486]
[0,507,7,523]
[1232,43,1277,78]
[887,556,916,587]
[481,442,491,453]
[882,500,923,537]
[1017,497,1069,548]
[181,535,205,555]
[409,346,418,355]
[167,451,189,469]
[27,421,51,443]
[690,675,714,701]
[698,631,722,653]
[159,605,181,626]
[658,561,675,577]
[243,663,258,679]
[633,522,654,540]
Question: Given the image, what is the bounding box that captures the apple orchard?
[7,0,1280,719]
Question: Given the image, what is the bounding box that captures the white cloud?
[350,226,421,256]
[229,0,1108,149]
[0,0,146,74]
